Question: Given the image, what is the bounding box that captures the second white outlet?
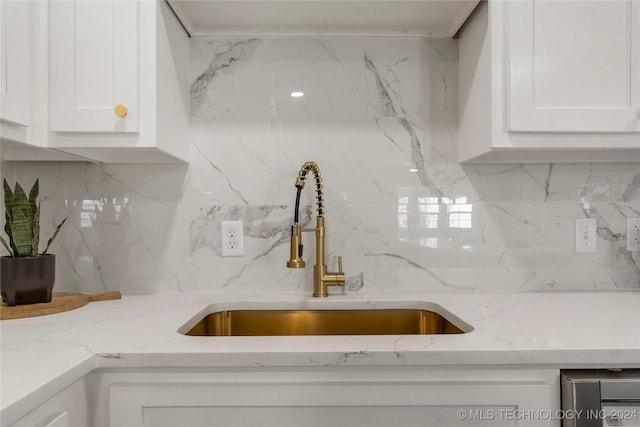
[627,218,640,251]
[221,220,244,257]
[575,217,597,253]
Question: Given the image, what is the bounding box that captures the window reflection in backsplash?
[419,197,440,229]
[445,197,473,229]
[74,198,131,228]
[398,194,473,249]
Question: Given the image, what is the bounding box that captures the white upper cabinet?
[0,1,31,131]
[507,0,640,133]
[49,0,138,133]
[0,1,83,161]
[48,0,190,163]
[458,0,640,163]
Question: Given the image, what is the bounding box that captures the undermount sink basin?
[179,301,472,336]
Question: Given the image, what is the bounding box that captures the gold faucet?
[286,161,345,298]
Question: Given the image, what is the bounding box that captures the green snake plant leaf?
[3,179,18,256]
[10,206,33,257]
[4,210,17,256]
[11,182,34,257]
[28,179,38,218]
[31,203,41,256]
[42,216,67,256]
[28,180,39,252]
[2,179,64,258]
[0,235,13,256]
[3,179,14,215]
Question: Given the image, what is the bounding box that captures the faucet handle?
[337,256,346,293]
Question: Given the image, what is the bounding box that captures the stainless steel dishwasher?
[561,369,640,427]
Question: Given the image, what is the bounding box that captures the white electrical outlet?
[575,218,597,253]
[221,220,244,257]
[627,218,640,251]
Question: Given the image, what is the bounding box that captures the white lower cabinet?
[87,367,561,427]
[9,379,88,427]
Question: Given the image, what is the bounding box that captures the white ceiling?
[166,1,480,38]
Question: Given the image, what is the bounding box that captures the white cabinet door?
[0,1,83,159]
[45,0,189,162]
[92,368,560,427]
[458,0,640,163]
[507,0,640,133]
[0,0,30,127]
[49,0,138,133]
[11,412,69,427]
[9,379,88,427]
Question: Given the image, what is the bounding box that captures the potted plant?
[1,179,67,306]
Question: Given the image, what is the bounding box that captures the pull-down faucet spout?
[286,161,345,298]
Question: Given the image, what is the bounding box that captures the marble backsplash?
[1,37,639,294]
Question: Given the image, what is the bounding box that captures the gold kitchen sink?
[184,308,468,336]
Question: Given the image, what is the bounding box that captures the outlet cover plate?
[627,218,640,251]
[575,218,597,253]
[221,220,244,257]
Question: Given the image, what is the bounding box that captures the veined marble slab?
[1,291,639,423]
[2,37,639,294]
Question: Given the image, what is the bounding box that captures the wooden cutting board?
[0,291,122,320]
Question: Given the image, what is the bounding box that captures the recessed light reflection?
[409,168,419,172]
[290,91,304,98]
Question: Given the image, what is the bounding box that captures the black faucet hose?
[294,186,302,224]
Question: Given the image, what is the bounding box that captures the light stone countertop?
[1,291,639,423]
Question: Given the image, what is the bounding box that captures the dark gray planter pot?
[1,254,56,306]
